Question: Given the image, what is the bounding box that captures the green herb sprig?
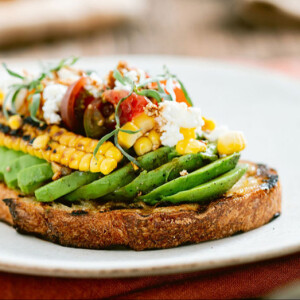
[2,56,79,121]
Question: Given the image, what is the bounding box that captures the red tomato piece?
[102,90,149,125]
[60,77,93,132]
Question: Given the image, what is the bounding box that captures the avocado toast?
[0,58,281,250]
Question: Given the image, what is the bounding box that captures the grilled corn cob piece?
[0,120,123,174]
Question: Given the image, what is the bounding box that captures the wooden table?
[1,0,300,60]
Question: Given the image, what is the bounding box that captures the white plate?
[0,55,299,278]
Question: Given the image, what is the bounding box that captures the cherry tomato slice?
[83,99,108,139]
[102,90,149,125]
[60,77,93,132]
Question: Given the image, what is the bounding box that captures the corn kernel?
[8,115,22,130]
[0,88,4,105]
[68,136,82,148]
[33,149,43,159]
[202,117,216,132]
[133,112,155,133]
[180,128,196,139]
[100,158,117,175]
[176,139,189,155]
[134,137,153,156]
[3,135,12,148]
[69,151,85,169]
[79,153,93,171]
[86,139,98,153]
[75,137,92,151]
[105,146,123,162]
[90,155,105,173]
[19,139,28,153]
[217,131,246,155]
[11,138,20,151]
[98,141,114,155]
[48,125,61,136]
[148,130,161,149]
[61,148,76,165]
[50,145,66,163]
[59,132,77,147]
[185,139,207,154]
[32,134,50,150]
[118,122,142,149]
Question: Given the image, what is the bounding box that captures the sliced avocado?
[0,147,9,181]
[152,164,248,205]
[4,155,45,189]
[139,153,240,203]
[35,171,99,202]
[18,163,54,195]
[0,150,26,182]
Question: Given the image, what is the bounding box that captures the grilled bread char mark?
[0,161,281,250]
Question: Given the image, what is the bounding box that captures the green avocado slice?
[4,155,45,189]
[151,164,248,205]
[35,171,99,202]
[18,163,54,195]
[139,153,240,203]
[0,150,26,182]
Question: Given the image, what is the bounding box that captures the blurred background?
[1,0,300,68]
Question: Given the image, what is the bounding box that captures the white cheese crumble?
[204,125,229,142]
[42,84,68,124]
[114,68,146,91]
[156,101,204,147]
[84,72,103,98]
[57,67,80,83]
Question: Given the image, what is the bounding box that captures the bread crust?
[0,161,281,250]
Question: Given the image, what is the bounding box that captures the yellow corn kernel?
[75,137,92,152]
[19,139,28,153]
[133,112,155,133]
[61,148,76,166]
[48,125,61,136]
[217,131,246,155]
[69,151,86,169]
[100,158,117,175]
[3,135,12,148]
[118,122,142,149]
[33,149,43,159]
[11,138,20,151]
[50,145,66,163]
[42,149,52,161]
[98,141,114,155]
[27,145,35,156]
[0,133,5,146]
[202,117,216,132]
[59,132,77,147]
[0,89,4,105]
[86,139,98,153]
[134,137,153,156]
[32,134,50,150]
[90,155,105,173]
[79,153,93,171]
[176,139,189,155]
[8,115,22,130]
[185,139,207,154]
[68,136,82,148]
[180,127,196,140]
[105,146,123,162]
[148,130,161,150]
[52,128,67,141]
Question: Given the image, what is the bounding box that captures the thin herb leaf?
[10,88,22,113]
[93,129,117,158]
[136,76,165,88]
[136,89,163,103]
[113,69,127,86]
[50,56,79,72]
[2,63,25,80]
[29,93,42,123]
[177,78,193,106]
[114,134,140,167]
[165,78,176,101]
[119,128,141,134]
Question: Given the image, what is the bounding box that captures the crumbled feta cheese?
[156,101,204,147]
[84,72,103,98]
[204,125,229,142]
[57,67,80,83]
[114,68,146,91]
[42,84,68,124]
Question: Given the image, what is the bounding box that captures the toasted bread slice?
[0,161,281,250]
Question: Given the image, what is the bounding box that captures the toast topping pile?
[0,58,247,205]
